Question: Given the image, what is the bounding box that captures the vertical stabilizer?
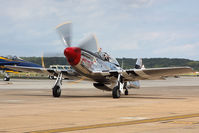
[135,58,142,69]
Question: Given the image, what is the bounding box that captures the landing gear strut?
[112,74,124,98]
[52,73,62,97]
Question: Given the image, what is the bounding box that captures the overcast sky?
[0,0,199,60]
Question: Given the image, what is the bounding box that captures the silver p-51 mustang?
[6,22,193,98]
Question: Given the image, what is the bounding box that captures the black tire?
[125,89,128,95]
[112,86,120,98]
[52,85,61,97]
[49,76,55,80]
[3,77,10,81]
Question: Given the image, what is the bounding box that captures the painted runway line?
[27,113,199,133]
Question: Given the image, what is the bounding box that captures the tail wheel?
[125,89,128,95]
[112,86,120,98]
[52,85,61,97]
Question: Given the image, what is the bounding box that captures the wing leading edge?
[93,67,193,81]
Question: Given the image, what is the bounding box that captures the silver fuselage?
[71,49,121,83]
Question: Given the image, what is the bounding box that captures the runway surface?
[0,77,199,133]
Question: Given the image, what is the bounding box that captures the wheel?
[52,85,61,97]
[125,89,128,95]
[49,76,55,80]
[3,77,10,81]
[112,86,120,98]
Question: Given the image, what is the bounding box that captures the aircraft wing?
[5,65,80,79]
[93,67,193,81]
[0,62,19,65]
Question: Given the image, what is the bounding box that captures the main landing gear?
[112,86,120,98]
[112,74,128,98]
[3,73,10,81]
[3,76,10,81]
[52,73,62,97]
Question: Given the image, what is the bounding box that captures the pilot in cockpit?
[103,52,110,61]
[96,48,119,66]
[97,48,110,61]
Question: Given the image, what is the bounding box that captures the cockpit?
[99,52,110,61]
[6,55,23,61]
[97,52,120,66]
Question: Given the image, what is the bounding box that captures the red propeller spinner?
[64,47,81,66]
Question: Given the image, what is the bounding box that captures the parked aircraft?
[0,56,42,81]
[6,22,193,98]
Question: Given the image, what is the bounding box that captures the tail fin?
[135,58,142,69]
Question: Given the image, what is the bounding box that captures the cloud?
[0,0,199,60]
[121,0,155,8]
[153,42,199,58]
[112,41,139,51]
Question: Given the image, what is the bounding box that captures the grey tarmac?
[0,77,199,133]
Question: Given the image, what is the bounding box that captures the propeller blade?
[42,52,67,67]
[41,53,45,68]
[43,52,65,57]
[56,21,72,47]
[79,34,100,53]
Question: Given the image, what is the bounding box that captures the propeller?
[43,52,65,57]
[79,34,100,53]
[56,22,100,53]
[56,22,72,47]
[41,52,45,68]
[41,52,66,68]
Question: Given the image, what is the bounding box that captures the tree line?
[21,57,199,71]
